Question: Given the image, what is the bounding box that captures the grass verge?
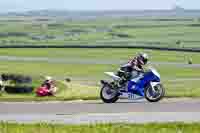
[0,48,199,101]
[1,122,200,133]
[1,79,200,102]
[0,81,100,102]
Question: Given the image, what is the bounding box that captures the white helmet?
[45,76,52,81]
[137,53,149,65]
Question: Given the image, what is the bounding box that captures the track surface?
[1,98,200,124]
[0,55,199,68]
[1,98,200,114]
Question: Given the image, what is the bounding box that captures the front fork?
[150,82,161,92]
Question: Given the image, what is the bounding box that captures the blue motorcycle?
[100,67,165,103]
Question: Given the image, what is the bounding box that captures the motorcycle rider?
[42,76,57,94]
[117,53,149,96]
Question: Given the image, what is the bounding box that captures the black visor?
[143,58,148,64]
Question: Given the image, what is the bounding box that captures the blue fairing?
[127,71,160,96]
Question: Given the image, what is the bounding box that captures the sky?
[0,0,199,12]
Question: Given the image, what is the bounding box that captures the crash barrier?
[0,45,200,52]
[1,73,33,94]
[1,73,32,84]
[4,86,34,94]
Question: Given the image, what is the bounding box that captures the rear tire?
[100,84,119,103]
[145,84,165,102]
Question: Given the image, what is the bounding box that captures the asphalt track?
[1,98,200,124]
[0,55,199,68]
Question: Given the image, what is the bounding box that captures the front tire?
[145,84,165,102]
[100,84,119,103]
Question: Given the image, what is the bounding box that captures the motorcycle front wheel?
[145,83,165,102]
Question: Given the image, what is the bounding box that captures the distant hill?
[1,9,200,19]
[172,5,185,11]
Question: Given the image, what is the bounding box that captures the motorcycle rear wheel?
[100,84,119,103]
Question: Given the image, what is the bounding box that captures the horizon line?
[1,8,200,13]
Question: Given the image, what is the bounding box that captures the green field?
[0,48,199,100]
[0,17,199,100]
[1,122,200,133]
[0,18,200,48]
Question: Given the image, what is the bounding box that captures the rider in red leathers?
[42,76,57,94]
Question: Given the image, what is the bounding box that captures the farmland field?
[0,17,200,48]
